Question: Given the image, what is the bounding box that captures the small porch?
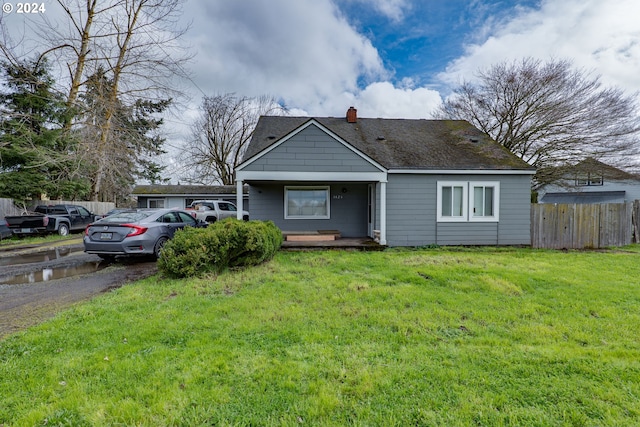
[235,179,388,245]
[281,236,385,251]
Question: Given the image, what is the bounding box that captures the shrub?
[158,219,283,278]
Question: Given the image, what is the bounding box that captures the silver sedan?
[83,209,206,260]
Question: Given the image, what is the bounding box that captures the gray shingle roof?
[132,185,247,195]
[244,116,534,171]
[569,158,638,181]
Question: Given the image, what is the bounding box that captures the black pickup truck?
[5,204,96,236]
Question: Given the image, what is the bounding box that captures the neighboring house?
[133,184,249,210]
[538,158,640,204]
[234,107,535,246]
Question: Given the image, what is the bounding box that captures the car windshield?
[98,212,151,223]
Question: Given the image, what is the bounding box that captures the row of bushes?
[157,219,283,278]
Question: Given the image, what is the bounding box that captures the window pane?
[149,199,165,208]
[473,186,484,216]
[287,189,328,217]
[442,186,464,217]
[442,187,452,216]
[473,186,494,217]
[452,186,463,216]
[484,187,494,216]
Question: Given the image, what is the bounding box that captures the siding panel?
[243,125,380,173]
[385,174,531,246]
[249,183,368,237]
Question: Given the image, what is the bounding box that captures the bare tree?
[182,94,286,185]
[87,0,188,200]
[2,0,192,201]
[436,58,640,189]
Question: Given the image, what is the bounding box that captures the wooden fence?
[531,202,635,249]
[0,198,115,218]
[0,198,21,217]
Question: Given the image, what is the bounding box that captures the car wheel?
[206,217,216,224]
[58,223,70,236]
[97,254,116,262]
[154,237,169,259]
[243,215,249,221]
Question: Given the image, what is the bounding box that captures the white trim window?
[148,198,165,209]
[470,182,500,222]
[437,181,500,222]
[437,182,468,222]
[285,186,330,219]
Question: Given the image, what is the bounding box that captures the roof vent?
[469,137,479,143]
[267,135,277,140]
[376,136,386,141]
[346,106,357,123]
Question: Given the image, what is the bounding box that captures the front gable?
[239,120,384,174]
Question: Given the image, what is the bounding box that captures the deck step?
[284,230,341,241]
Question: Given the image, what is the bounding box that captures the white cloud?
[439,0,640,94]
[185,0,387,115]
[344,82,441,119]
[181,0,445,119]
[352,0,410,22]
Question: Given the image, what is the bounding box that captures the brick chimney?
[346,106,357,123]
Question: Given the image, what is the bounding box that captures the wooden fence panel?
[531,203,633,249]
[599,203,632,247]
[633,201,640,243]
[0,198,21,218]
[575,203,599,249]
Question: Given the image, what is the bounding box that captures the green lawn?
[1,247,640,426]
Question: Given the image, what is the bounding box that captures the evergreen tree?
[0,58,89,206]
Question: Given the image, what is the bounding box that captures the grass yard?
[0,233,80,249]
[1,246,640,426]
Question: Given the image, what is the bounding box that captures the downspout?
[379,180,387,245]
[236,175,244,220]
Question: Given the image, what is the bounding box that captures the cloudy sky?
[2,0,639,155]
[179,0,640,121]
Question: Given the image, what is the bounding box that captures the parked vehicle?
[5,204,96,236]
[96,208,138,220]
[188,200,249,224]
[83,208,207,260]
[0,219,13,240]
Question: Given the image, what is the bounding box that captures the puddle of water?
[0,247,83,267]
[0,261,104,285]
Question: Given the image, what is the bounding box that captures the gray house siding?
[385,175,436,246]
[496,174,531,245]
[247,173,531,246]
[137,195,249,210]
[248,183,368,237]
[539,179,640,203]
[242,124,380,173]
[384,174,531,246]
[137,196,185,209]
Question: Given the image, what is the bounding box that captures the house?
[234,107,535,246]
[538,158,640,204]
[133,184,249,210]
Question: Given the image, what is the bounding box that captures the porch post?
[379,181,387,245]
[236,178,243,220]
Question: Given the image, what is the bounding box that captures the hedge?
[157,219,283,278]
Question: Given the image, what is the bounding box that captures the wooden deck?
[281,237,385,251]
